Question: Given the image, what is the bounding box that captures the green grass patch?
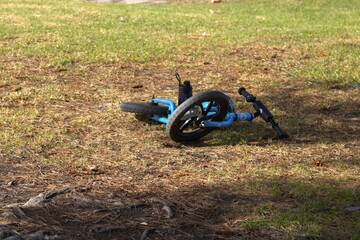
[236,178,360,238]
[1,0,359,83]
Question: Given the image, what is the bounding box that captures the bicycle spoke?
[203,101,214,116]
[201,114,216,121]
[199,103,204,113]
[179,117,197,132]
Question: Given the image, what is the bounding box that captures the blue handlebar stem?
[236,112,254,121]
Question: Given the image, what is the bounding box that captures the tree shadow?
[131,86,359,148]
[268,91,358,141]
[187,86,359,147]
[1,176,359,239]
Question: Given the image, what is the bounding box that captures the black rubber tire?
[166,91,230,142]
[120,102,168,116]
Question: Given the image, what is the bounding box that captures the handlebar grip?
[239,86,289,139]
[238,87,256,102]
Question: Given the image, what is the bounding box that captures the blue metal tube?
[150,116,169,124]
[236,112,254,121]
[200,112,254,128]
[201,113,237,128]
[152,98,177,114]
[201,102,218,113]
[150,98,177,124]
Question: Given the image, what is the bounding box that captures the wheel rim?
[177,101,221,134]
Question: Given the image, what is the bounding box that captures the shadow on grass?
[182,86,360,147]
[1,176,359,239]
[263,90,359,141]
[130,84,359,148]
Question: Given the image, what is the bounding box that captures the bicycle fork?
[201,88,289,139]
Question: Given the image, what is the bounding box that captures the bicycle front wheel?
[166,91,229,142]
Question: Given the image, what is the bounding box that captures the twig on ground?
[22,187,74,208]
[150,198,174,219]
[140,228,156,240]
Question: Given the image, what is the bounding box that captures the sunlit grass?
[0,0,359,82]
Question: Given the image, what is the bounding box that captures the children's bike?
[120,74,289,142]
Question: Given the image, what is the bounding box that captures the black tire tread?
[166,91,229,142]
[120,102,168,116]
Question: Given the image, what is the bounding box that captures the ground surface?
[0,0,359,239]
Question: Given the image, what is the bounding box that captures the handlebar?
[238,87,289,139]
[272,121,289,139]
[238,87,256,102]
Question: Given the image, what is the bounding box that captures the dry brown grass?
[1,43,359,239]
[0,0,359,238]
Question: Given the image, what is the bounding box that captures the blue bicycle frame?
[151,97,254,127]
[121,85,288,140]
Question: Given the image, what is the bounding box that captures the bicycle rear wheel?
[120,102,168,116]
[166,91,230,142]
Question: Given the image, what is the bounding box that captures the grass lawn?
[0,0,359,239]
